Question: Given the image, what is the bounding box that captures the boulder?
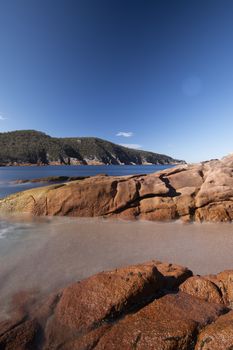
[0,319,40,350]
[179,276,223,304]
[215,270,233,307]
[52,263,163,332]
[195,310,233,350]
[204,270,233,307]
[94,292,227,350]
[152,261,193,289]
[44,262,165,348]
[138,174,169,197]
[139,197,177,221]
[0,260,231,350]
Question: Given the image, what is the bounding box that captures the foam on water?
[0,219,34,239]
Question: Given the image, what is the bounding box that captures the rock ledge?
[1,154,233,222]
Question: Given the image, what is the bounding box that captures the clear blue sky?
[0,0,233,162]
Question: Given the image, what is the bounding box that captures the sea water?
[0,164,174,198]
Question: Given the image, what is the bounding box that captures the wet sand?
[0,216,233,317]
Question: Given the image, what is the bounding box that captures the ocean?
[0,164,174,198]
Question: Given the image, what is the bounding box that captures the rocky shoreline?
[0,161,184,167]
[1,260,233,349]
[1,154,233,222]
[1,155,233,348]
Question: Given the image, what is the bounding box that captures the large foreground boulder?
[93,292,225,350]
[1,154,233,222]
[1,260,233,350]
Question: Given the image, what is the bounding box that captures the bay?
[0,164,174,198]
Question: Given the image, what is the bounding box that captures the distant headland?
[0,130,185,166]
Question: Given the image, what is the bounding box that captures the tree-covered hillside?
[0,130,185,165]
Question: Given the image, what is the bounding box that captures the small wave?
[0,226,13,238]
[0,221,34,239]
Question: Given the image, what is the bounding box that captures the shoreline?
[0,162,181,167]
[0,217,232,287]
[1,155,233,223]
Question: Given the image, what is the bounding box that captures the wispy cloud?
[0,115,6,121]
[116,131,133,137]
[120,143,142,149]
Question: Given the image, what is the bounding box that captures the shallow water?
[0,215,232,318]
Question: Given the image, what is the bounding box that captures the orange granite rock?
[94,292,226,350]
[1,154,233,222]
[195,310,233,350]
[179,276,223,304]
[0,260,231,350]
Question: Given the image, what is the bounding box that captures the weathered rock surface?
[179,276,224,304]
[195,311,233,350]
[94,292,226,350]
[180,270,233,308]
[51,262,164,333]
[1,260,233,350]
[1,154,233,222]
[205,270,233,307]
[44,261,192,349]
[0,319,40,350]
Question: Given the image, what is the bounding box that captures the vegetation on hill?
[0,130,184,165]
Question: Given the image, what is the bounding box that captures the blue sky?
[0,0,233,162]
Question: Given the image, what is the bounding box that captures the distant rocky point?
[13,175,89,184]
[0,130,184,166]
[1,154,233,222]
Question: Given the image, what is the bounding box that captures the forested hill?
[0,130,185,166]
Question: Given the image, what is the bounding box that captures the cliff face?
[0,130,184,166]
[1,154,233,222]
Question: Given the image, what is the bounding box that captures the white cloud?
[116,131,133,137]
[0,115,6,121]
[120,143,142,149]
